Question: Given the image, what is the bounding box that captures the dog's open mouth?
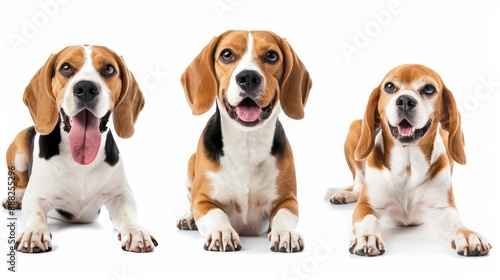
[389,119,431,143]
[61,109,108,165]
[224,96,275,127]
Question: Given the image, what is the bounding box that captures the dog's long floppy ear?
[440,86,466,164]
[23,54,59,135]
[278,38,312,120]
[180,35,222,115]
[354,87,382,161]
[113,55,145,139]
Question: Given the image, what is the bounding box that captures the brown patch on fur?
[189,138,223,220]
[3,128,34,209]
[352,184,374,228]
[344,120,364,178]
[428,154,449,180]
[447,187,456,207]
[270,140,299,227]
[354,87,381,161]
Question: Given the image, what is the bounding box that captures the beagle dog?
[2,45,158,253]
[328,64,491,256]
[176,30,311,252]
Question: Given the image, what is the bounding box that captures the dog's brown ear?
[113,55,145,139]
[441,86,466,164]
[180,35,222,115]
[23,54,59,135]
[279,38,312,120]
[354,87,382,161]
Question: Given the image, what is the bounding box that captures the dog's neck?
[219,106,280,165]
[376,123,446,175]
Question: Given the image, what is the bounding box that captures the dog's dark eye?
[220,49,234,63]
[102,64,116,77]
[422,84,435,95]
[265,50,279,64]
[60,63,74,77]
[384,82,397,93]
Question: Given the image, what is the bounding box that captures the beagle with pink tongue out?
[68,109,103,165]
[3,45,158,253]
[177,30,312,252]
[328,64,491,257]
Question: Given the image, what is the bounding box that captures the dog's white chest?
[28,134,124,222]
[367,135,451,225]
[207,154,279,235]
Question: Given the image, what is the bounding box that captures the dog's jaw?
[388,118,432,144]
[222,95,276,128]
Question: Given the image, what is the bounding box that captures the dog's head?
[181,30,312,130]
[355,64,466,164]
[23,45,144,164]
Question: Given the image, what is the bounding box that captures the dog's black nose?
[396,95,417,112]
[236,70,262,92]
[73,81,100,102]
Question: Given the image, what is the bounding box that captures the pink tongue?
[398,125,413,136]
[236,105,261,122]
[68,110,101,165]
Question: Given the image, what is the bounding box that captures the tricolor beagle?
[2,45,158,253]
[176,30,312,252]
[328,64,491,256]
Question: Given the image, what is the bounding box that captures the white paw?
[329,190,359,204]
[451,230,491,256]
[2,188,24,209]
[203,228,241,252]
[177,212,198,230]
[16,226,52,253]
[118,225,158,253]
[268,230,304,253]
[349,233,385,256]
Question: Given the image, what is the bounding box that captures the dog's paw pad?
[349,234,385,257]
[452,230,491,257]
[119,226,158,253]
[268,230,304,253]
[176,213,198,230]
[204,229,241,252]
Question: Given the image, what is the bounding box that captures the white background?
[0,0,499,279]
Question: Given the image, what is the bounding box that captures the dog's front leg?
[432,205,491,256]
[268,206,304,253]
[106,189,158,253]
[349,194,385,256]
[195,207,242,252]
[16,193,53,253]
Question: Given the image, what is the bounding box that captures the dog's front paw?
[118,225,158,253]
[177,212,198,230]
[268,230,304,253]
[329,190,359,204]
[349,233,385,256]
[2,189,24,210]
[203,228,241,252]
[451,229,491,256]
[16,227,52,253]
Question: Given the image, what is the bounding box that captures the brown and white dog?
[177,30,311,252]
[328,64,491,256]
[2,45,158,253]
